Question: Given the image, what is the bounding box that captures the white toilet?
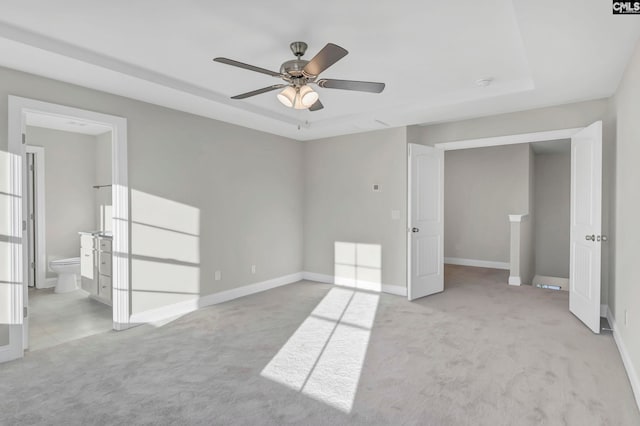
[49,257,81,293]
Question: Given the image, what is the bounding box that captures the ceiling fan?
[213,42,385,111]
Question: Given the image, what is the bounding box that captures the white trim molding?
[508,214,529,223]
[302,271,334,284]
[444,257,510,270]
[130,273,303,325]
[508,276,522,286]
[24,145,46,289]
[607,309,640,412]
[434,127,583,151]
[382,284,408,297]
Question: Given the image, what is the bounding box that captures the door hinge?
[29,164,34,171]
[22,220,27,231]
[22,133,26,145]
[23,307,27,318]
[30,262,35,269]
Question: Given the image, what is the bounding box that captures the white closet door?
[569,121,602,334]
[408,144,444,300]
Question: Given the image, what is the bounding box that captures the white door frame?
[408,126,587,299]
[6,96,131,360]
[25,145,46,289]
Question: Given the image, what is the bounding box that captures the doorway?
[407,123,604,333]
[24,118,115,351]
[1,96,130,363]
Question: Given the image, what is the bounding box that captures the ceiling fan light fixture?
[293,92,307,110]
[277,86,296,107]
[299,85,319,107]
[216,41,383,113]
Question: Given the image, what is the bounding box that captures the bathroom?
[25,112,114,351]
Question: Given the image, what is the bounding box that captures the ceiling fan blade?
[213,57,282,77]
[309,100,324,111]
[302,43,348,77]
[316,79,385,93]
[231,84,287,99]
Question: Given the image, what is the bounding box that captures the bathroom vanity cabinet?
[80,233,112,305]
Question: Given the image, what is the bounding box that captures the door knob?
[412,227,420,233]
[585,234,595,241]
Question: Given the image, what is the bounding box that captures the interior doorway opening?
[1,96,130,363]
[23,114,115,351]
[407,124,604,334]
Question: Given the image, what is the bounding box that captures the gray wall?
[94,132,112,232]
[444,144,531,264]
[408,99,609,145]
[0,65,304,319]
[533,151,570,278]
[610,39,640,392]
[303,128,407,288]
[26,126,97,278]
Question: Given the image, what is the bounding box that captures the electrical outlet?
[215,270,221,281]
[251,265,256,274]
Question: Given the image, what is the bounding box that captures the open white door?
[408,144,444,300]
[0,145,25,363]
[569,121,602,334]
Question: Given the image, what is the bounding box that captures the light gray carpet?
[1,265,638,425]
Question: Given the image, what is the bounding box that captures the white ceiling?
[26,112,112,135]
[0,0,638,141]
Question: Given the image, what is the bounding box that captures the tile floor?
[28,286,113,351]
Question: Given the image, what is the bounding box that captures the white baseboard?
[302,271,407,297]
[508,276,521,286]
[130,272,304,325]
[39,277,57,289]
[445,257,510,270]
[382,284,408,297]
[302,271,334,284]
[607,309,640,412]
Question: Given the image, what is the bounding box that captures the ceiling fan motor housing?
[280,59,309,78]
[290,41,308,57]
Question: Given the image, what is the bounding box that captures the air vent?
[536,284,562,291]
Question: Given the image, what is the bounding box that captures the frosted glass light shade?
[299,85,319,107]
[277,86,297,107]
